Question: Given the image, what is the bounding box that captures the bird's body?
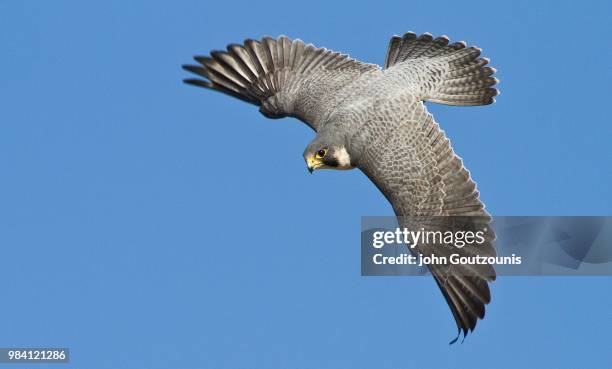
[183,32,499,342]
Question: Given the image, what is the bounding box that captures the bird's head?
[303,134,354,173]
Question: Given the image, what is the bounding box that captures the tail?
[385,32,499,106]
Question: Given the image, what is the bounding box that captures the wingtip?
[193,55,211,64]
[449,328,461,345]
[182,64,209,79]
[182,78,212,88]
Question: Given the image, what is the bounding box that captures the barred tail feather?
[385,32,499,106]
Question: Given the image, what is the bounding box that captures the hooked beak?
[306,156,321,174]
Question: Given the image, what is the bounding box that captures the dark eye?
[316,149,328,158]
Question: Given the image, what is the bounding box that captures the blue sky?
[1,0,611,368]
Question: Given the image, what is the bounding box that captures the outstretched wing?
[384,32,499,106]
[183,35,379,131]
[357,101,496,341]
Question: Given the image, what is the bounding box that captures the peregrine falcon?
[183,32,499,342]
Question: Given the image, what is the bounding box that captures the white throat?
[334,147,353,169]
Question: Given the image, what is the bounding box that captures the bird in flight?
[183,32,499,343]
